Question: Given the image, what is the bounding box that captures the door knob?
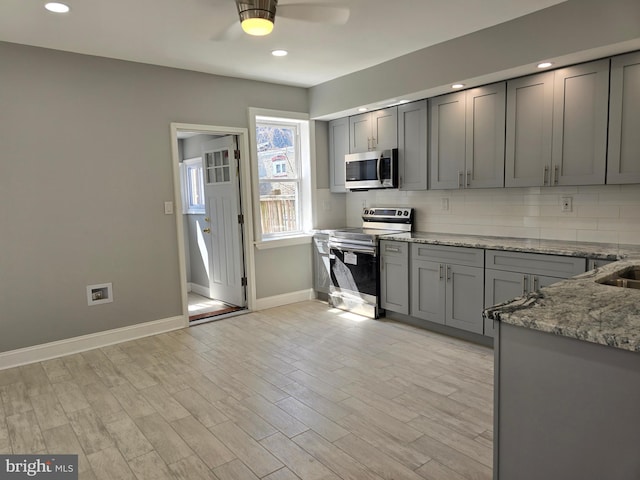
[203,228,211,233]
[204,217,210,223]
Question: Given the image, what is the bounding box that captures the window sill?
[254,234,313,250]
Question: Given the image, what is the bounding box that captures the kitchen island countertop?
[485,259,640,352]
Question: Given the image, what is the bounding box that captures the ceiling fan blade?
[277,4,350,25]
[211,21,243,41]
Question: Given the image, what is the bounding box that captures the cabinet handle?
[533,276,539,291]
[554,165,559,185]
[466,170,471,187]
[523,275,528,295]
[543,165,549,186]
[446,265,451,282]
[385,246,400,253]
[458,171,464,189]
[439,264,444,280]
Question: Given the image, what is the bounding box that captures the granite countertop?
[485,260,640,352]
[381,231,640,352]
[381,231,640,260]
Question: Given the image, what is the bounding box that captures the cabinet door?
[429,92,466,189]
[531,275,562,291]
[484,269,528,337]
[328,117,349,193]
[398,100,427,191]
[607,51,640,184]
[371,107,398,151]
[380,241,409,315]
[505,72,554,187]
[552,59,609,186]
[446,264,484,334]
[411,259,445,324]
[349,112,371,153]
[465,82,506,188]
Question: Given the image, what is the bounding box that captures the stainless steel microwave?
[344,149,398,191]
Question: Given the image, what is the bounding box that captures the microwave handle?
[377,152,382,184]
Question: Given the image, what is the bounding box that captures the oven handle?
[377,153,382,184]
[329,244,377,256]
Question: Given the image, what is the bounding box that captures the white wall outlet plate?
[87,283,113,306]
[164,201,174,215]
[561,196,573,213]
[441,198,450,211]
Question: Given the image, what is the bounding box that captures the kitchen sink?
[596,266,640,289]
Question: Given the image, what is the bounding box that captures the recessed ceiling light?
[271,50,288,57]
[358,107,368,112]
[451,83,465,89]
[45,2,70,13]
[537,62,553,69]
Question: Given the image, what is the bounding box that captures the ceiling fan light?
[237,0,277,36]
[241,17,274,36]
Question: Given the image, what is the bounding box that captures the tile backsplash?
[345,184,640,245]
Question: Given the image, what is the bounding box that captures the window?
[250,110,312,244]
[180,157,205,214]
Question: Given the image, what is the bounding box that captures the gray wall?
[0,41,308,353]
[309,0,640,118]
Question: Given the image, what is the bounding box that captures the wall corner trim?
[254,289,316,311]
[0,315,187,371]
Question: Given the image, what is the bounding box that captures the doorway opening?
[172,125,251,325]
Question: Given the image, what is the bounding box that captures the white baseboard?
[0,315,187,371]
[254,289,315,311]
[189,283,210,297]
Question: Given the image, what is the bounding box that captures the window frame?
[249,108,313,248]
[180,156,206,214]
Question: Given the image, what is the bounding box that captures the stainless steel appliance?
[328,207,413,318]
[344,149,398,191]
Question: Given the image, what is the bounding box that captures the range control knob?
[404,210,409,216]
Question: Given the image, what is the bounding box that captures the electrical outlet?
[561,196,573,213]
[441,198,450,211]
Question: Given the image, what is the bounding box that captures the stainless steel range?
[328,207,413,318]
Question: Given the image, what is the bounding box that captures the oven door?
[328,243,379,318]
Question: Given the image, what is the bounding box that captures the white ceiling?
[0,0,566,88]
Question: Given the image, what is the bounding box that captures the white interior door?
[201,136,245,307]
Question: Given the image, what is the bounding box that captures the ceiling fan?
[212,0,351,41]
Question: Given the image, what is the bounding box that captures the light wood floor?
[0,301,494,480]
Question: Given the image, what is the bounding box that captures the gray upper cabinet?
[397,100,428,191]
[328,117,349,193]
[465,83,506,188]
[349,107,397,153]
[552,59,609,186]
[429,91,466,189]
[380,241,409,315]
[607,51,640,184]
[429,83,505,190]
[505,71,554,187]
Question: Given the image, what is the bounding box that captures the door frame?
[170,123,257,323]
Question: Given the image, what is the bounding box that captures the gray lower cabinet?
[551,59,609,186]
[484,250,587,337]
[328,117,349,193]
[380,240,409,315]
[397,100,428,191]
[607,50,640,184]
[411,244,484,335]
